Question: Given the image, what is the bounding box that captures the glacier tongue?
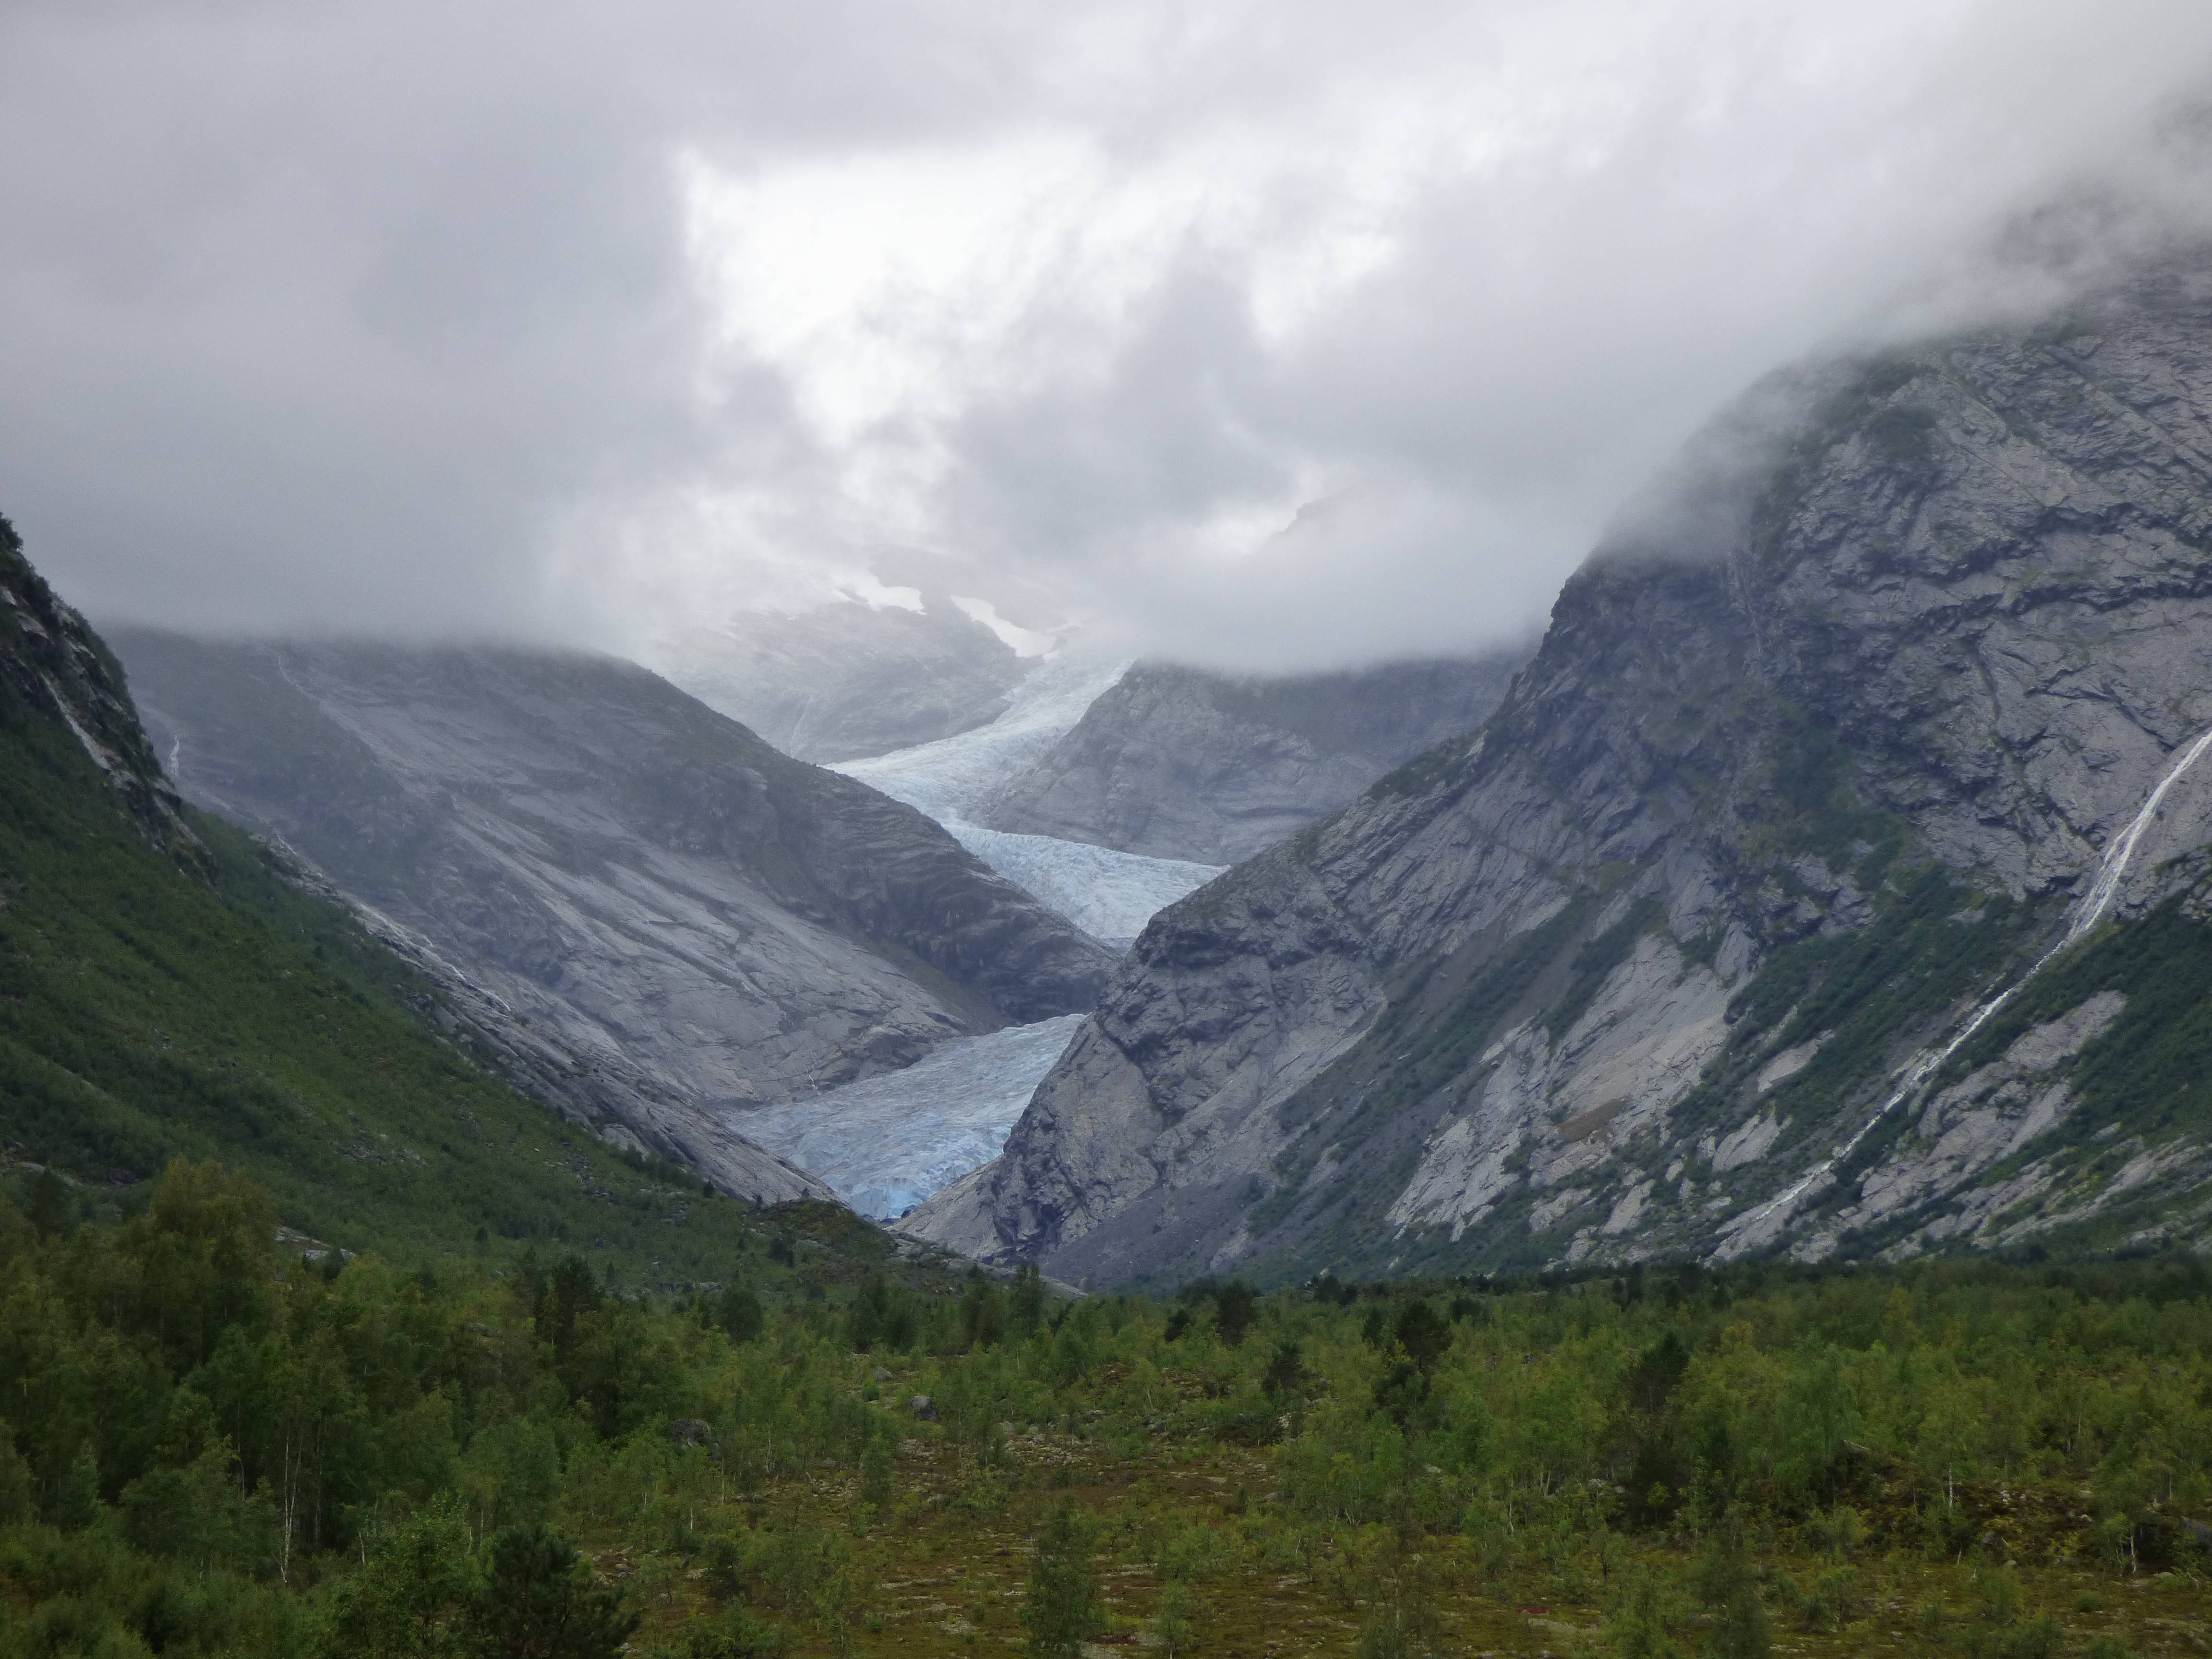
[935,820,1219,950]
[834,653,1224,947]
[758,654,1226,1215]
[727,1015,1086,1218]
[834,653,1129,821]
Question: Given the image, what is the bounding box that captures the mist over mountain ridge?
[649,592,1034,763]
[906,247,2212,1285]
[108,631,1115,1183]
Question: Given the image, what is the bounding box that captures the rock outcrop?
[978,655,1528,865]
[111,636,1116,1153]
[256,846,832,1203]
[907,252,2212,1284]
[0,516,827,1207]
[0,515,199,865]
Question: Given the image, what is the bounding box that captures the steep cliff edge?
[0,517,199,863]
[909,254,2212,1284]
[112,636,1115,1132]
[978,654,1529,865]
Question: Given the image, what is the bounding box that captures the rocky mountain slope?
[650,593,1033,762]
[979,653,1529,865]
[0,512,833,1254]
[909,252,2212,1286]
[240,838,832,1204]
[111,636,1114,1152]
[0,519,200,862]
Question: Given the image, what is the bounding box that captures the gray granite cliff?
[978,655,1529,866]
[908,253,2212,1283]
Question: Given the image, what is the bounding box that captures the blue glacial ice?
[933,821,1220,950]
[728,1014,1086,1218]
[835,654,1224,949]
[750,655,1230,1213]
[833,652,1127,822]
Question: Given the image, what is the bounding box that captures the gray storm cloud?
[3,0,2210,667]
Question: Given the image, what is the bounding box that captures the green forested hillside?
[0,514,818,1281]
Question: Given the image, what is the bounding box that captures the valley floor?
[8,1151,2208,1659]
[606,1418,2212,1659]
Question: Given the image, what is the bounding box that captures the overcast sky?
[4,1,2211,671]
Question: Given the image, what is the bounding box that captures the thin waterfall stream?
[1723,719,2212,1250]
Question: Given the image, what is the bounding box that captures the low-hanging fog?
[4,0,2211,670]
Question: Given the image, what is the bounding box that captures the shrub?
[1020,1501,1101,1659]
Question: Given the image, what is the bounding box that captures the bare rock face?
[978,655,1528,866]
[0,516,199,865]
[907,253,2212,1284]
[110,637,1116,1162]
[261,849,832,1204]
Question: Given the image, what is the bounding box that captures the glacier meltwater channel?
[1719,721,2212,1256]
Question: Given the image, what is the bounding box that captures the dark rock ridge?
[978,653,1530,865]
[0,516,199,864]
[653,595,1029,762]
[907,252,2212,1284]
[112,636,1115,1135]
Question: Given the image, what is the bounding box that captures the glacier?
[933,821,1220,951]
[742,654,1227,1214]
[835,653,1225,948]
[727,1015,1086,1218]
[833,653,1129,823]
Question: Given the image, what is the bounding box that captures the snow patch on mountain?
[729,1015,1086,1218]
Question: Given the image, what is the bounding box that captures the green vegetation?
[1648,865,2044,1201]
[1941,898,2212,1148]
[0,557,832,1280]
[1542,895,1668,1044]
[4,1165,2211,1657]
[1756,719,1912,884]
[1018,1502,1101,1657]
